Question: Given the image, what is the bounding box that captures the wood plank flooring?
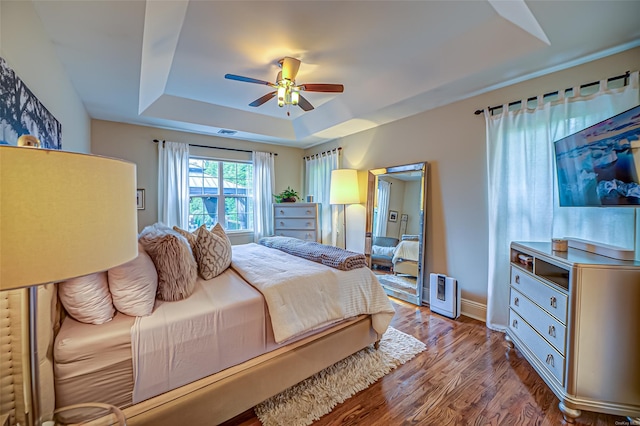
[222,299,630,425]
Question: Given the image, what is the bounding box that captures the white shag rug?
[254,327,426,426]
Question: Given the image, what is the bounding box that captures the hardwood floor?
[222,299,630,425]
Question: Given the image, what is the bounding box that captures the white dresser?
[506,241,640,423]
[273,203,321,242]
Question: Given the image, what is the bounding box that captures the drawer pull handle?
[548,325,556,337]
[512,319,518,328]
[279,210,284,214]
[546,354,555,367]
[550,296,557,308]
[515,275,520,284]
[514,297,519,306]
[280,221,285,225]
[306,210,312,214]
[306,222,311,227]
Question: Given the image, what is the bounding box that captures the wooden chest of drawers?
[273,203,320,242]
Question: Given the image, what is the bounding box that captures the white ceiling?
[33,0,640,148]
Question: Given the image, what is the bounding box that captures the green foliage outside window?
[188,158,253,232]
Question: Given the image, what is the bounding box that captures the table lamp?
[0,145,138,425]
[329,169,360,249]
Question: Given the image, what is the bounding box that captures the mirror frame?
[365,162,428,305]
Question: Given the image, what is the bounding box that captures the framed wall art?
[0,57,62,149]
[389,210,398,222]
[136,189,145,210]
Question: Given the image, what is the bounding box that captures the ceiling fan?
[224,57,344,114]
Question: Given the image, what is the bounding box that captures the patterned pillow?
[139,223,197,301]
[194,223,232,280]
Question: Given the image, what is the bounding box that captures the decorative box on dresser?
[505,241,640,423]
[273,202,321,242]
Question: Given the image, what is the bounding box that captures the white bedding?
[392,240,420,263]
[131,268,267,404]
[231,243,395,343]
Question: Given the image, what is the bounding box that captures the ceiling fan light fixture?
[225,57,343,113]
[277,86,286,107]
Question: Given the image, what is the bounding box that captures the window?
[188,158,254,233]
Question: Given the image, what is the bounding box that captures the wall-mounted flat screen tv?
[554,104,640,207]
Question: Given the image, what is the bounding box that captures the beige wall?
[1,0,91,153]
[91,120,305,238]
[3,0,637,316]
[305,47,640,314]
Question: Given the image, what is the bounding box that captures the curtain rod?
[474,71,631,116]
[153,139,277,156]
[303,147,342,160]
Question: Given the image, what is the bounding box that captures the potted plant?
[274,186,299,203]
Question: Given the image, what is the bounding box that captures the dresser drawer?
[274,205,317,218]
[510,288,566,354]
[509,309,565,385]
[274,230,317,241]
[274,218,317,230]
[510,267,568,324]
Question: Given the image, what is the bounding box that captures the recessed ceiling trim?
[138,0,189,114]
[488,0,550,45]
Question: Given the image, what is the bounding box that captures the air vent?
[218,129,237,136]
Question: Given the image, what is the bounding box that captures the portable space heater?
[429,273,460,319]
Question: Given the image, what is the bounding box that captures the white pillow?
[108,243,158,317]
[58,272,115,324]
[372,245,395,257]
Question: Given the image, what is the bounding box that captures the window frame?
[188,156,254,234]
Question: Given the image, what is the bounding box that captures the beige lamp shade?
[330,169,360,205]
[0,146,139,290]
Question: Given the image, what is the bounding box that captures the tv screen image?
[554,104,640,207]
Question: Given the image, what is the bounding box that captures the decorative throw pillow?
[107,243,158,316]
[194,223,232,280]
[173,226,197,255]
[138,223,197,301]
[58,272,115,324]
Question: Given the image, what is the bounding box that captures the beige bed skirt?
[123,315,378,425]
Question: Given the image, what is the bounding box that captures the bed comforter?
[232,243,395,343]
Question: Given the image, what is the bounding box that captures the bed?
[50,236,395,425]
[392,237,420,277]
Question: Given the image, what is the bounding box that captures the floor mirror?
[365,162,428,305]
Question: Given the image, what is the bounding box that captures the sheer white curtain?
[305,150,340,245]
[158,141,190,229]
[374,180,391,237]
[253,151,275,241]
[485,71,639,330]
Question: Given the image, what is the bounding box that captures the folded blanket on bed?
[258,236,366,271]
[232,243,395,343]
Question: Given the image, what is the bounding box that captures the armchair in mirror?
[365,162,428,306]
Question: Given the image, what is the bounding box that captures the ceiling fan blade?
[280,57,301,81]
[300,83,344,93]
[297,94,314,111]
[225,74,274,86]
[249,91,277,107]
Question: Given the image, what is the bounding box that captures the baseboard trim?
[420,291,486,323]
[460,298,486,322]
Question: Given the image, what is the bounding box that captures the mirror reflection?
[365,162,427,306]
